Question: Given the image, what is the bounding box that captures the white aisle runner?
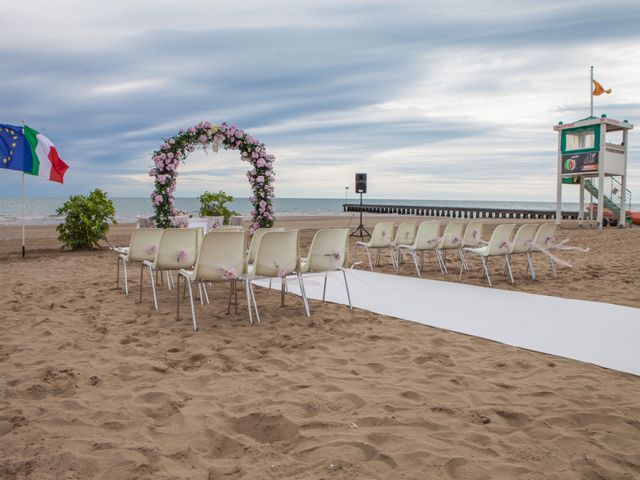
[259,271,640,376]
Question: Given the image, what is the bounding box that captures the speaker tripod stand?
[350,192,370,240]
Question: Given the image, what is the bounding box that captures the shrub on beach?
[56,189,116,249]
[198,190,239,225]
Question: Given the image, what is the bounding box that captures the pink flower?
[256,158,266,167]
[221,268,238,280]
[147,244,157,255]
[259,200,266,208]
[276,266,287,278]
[177,250,189,262]
[169,138,176,144]
[256,176,265,184]
[148,168,155,176]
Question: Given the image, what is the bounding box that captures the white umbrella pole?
[21,172,26,258]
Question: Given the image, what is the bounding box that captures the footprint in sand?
[230,412,299,444]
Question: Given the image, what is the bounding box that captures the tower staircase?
[583,177,632,224]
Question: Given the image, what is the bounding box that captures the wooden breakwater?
[342,203,579,220]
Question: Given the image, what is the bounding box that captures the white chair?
[507,223,540,280]
[436,222,465,274]
[203,216,224,230]
[247,227,286,266]
[354,222,394,271]
[140,228,199,309]
[300,228,352,311]
[397,221,443,277]
[187,217,210,233]
[244,229,309,324]
[215,225,244,231]
[177,230,248,331]
[530,223,558,278]
[459,224,516,286]
[390,222,417,270]
[458,221,484,271]
[116,228,163,295]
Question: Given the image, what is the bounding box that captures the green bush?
[198,190,239,225]
[56,189,117,250]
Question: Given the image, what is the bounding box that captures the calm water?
[0,197,586,225]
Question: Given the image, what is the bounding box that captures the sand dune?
[1,219,640,479]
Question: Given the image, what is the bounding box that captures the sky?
[1,0,639,203]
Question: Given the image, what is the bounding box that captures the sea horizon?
[0,196,597,226]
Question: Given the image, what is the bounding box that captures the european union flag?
[0,124,33,174]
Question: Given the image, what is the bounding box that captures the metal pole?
[555,127,563,224]
[590,66,594,117]
[619,129,628,228]
[597,123,606,229]
[21,172,25,258]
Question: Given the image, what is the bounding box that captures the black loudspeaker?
[355,173,367,194]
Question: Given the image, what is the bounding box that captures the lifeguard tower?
[554,115,633,229]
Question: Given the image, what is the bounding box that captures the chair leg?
[410,250,421,277]
[420,251,425,272]
[198,283,204,305]
[458,253,466,282]
[249,282,261,323]
[245,280,254,325]
[202,283,210,304]
[186,279,197,331]
[280,278,286,306]
[505,255,515,284]
[234,280,238,313]
[166,271,173,290]
[298,274,310,317]
[322,273,328,302]
[227,281,233,314]
[122,259,128,295]
[138,263,144,303]
[481,256,492,287]
[390,246,397,270]
[116,257,120,289]
[366,247,373,271]
[176,274,181,320]
[549,256,557,278]
[342,269,353,310]
[527,253,536,280]
[147,264,158,309]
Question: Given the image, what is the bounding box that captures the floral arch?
[149,121,275,232]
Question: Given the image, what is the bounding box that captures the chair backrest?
[192,230,246,281]
[253,230,300,277]
[510,224,540,254]
[247,227,286,263]
[462,221,484,248]
[413,221,441,250]
[215,225,244,231]
[128,228,163,262]
[369,222,394,248]
[438,222,465,249]
[533,223,557,251]
[204,216,224,230]
[154,228,199,269]
[485,224,516,256]
[393,222,417,245]
[188,218,209,232]
[305,228,350,271]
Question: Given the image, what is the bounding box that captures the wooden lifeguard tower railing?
[554,115,633,229]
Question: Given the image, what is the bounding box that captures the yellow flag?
[593,79,612,96]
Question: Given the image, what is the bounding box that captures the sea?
[0,197,588,225]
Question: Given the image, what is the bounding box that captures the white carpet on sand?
[258,270,640,376]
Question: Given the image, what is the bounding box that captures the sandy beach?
[1,216,639,479]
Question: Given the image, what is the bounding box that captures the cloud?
[0,0,639,207]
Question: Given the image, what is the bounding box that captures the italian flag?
[23,125,69,183]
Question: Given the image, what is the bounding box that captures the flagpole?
[590,65,594,117]
[21,172,26,258]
